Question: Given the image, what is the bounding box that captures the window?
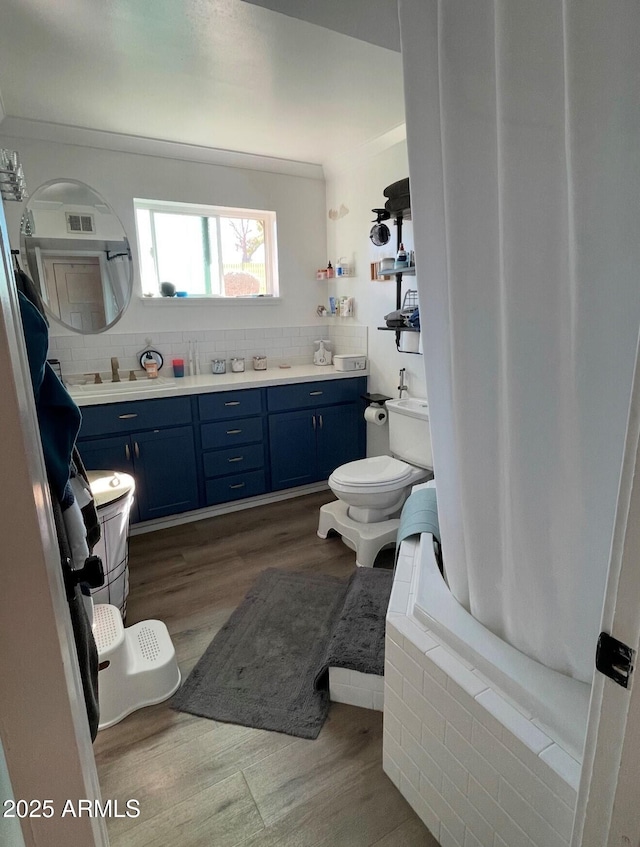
[134,199,278,298]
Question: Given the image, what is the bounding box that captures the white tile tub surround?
[383,536,583,847]
[49,325,368,380]
[329,667,384,711]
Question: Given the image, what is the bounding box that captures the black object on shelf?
[361,393,393,404]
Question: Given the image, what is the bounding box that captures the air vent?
[65,212,95,234]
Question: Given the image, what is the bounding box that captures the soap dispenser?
[313,339,332,367]
[143,351,158,379]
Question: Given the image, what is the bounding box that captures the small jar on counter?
[253,356,267,371]
[230,357,245,373]
[211,359,226,374]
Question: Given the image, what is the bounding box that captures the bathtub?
[413,533,590,760]
[383,532,589,847]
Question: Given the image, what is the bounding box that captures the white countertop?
[68,364,368,407]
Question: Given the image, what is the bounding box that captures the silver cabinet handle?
[228,456,244,463]
[226,429,242,435]
[134,441,140,459]
[312,415,316,430]
[229,482,245,489]
[224,401,241,406]
[125,443,130,460]
[309,390,323,396]
[118,413,138,419]
[319,414,323,429]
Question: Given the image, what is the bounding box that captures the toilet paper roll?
[364,405,388,426]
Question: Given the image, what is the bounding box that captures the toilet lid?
[331,456,413,487]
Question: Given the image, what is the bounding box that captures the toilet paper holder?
[361,392,392,407]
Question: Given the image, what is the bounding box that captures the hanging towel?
[397,486,440,547]
[18,291,81,501]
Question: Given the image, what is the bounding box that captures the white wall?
[0,135,329,335]
[1,131,427,455]
[325,139,427,456]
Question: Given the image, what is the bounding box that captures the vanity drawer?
[205,470,266,506]
[202,444,264,479]
[266,378,365,412]
[79,396,192,438]
[198,389,262,421]
[200,417,263,450]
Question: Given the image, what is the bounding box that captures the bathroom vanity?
[73,368,367,525]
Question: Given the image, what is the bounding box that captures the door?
[0,205,106,845]
[268,408,317,489]
[42,255,106,331]
[572,332,640,846]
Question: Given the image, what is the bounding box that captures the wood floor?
[94,491,439,847]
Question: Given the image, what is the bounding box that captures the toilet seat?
[330,456,414,493]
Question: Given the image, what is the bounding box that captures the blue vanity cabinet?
[77,397,199,523]
[267,377,366,491]
[197,389,268,506]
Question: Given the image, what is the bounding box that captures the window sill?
[139,296,282,305]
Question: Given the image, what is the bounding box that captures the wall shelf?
[377,326,420,332]
[371,264,416,281]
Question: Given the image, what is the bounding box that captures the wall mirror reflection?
[20,179,132,333]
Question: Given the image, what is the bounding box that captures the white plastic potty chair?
[93,604,181,730]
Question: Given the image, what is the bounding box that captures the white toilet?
[317,397,433,567]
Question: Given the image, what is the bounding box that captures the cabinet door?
[268,409,317,490]
[316,403,363,480]
[132,426,198,521]
[77,435,134,475]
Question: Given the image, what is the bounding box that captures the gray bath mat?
[316,567,393,685]
[171,568,349,739]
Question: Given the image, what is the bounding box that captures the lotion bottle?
[143,352,158,379]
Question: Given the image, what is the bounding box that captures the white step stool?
[93,604,181,730]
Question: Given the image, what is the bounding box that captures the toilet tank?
[386,398,432,469]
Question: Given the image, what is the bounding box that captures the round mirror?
[20,179,132,333]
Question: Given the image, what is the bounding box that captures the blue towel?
[397,487,439,547]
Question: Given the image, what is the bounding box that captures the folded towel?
[397,487,440,547]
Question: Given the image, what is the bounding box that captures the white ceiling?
[0,0,405,168]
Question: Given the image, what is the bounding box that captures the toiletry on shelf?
[316,268,328,280]
[339,296,354,317]
[395,242,408,268]
[336,257,350,277]
[326,261,334,279]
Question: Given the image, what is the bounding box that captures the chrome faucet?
[398,368,407,398]
[111,356,121,383]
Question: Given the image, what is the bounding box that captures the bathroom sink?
[69,377,176,396]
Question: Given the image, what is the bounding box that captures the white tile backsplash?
[51,324,368,379]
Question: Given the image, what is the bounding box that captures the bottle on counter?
[143,352,158,379]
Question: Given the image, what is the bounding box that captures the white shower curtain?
[399,0,640,682]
